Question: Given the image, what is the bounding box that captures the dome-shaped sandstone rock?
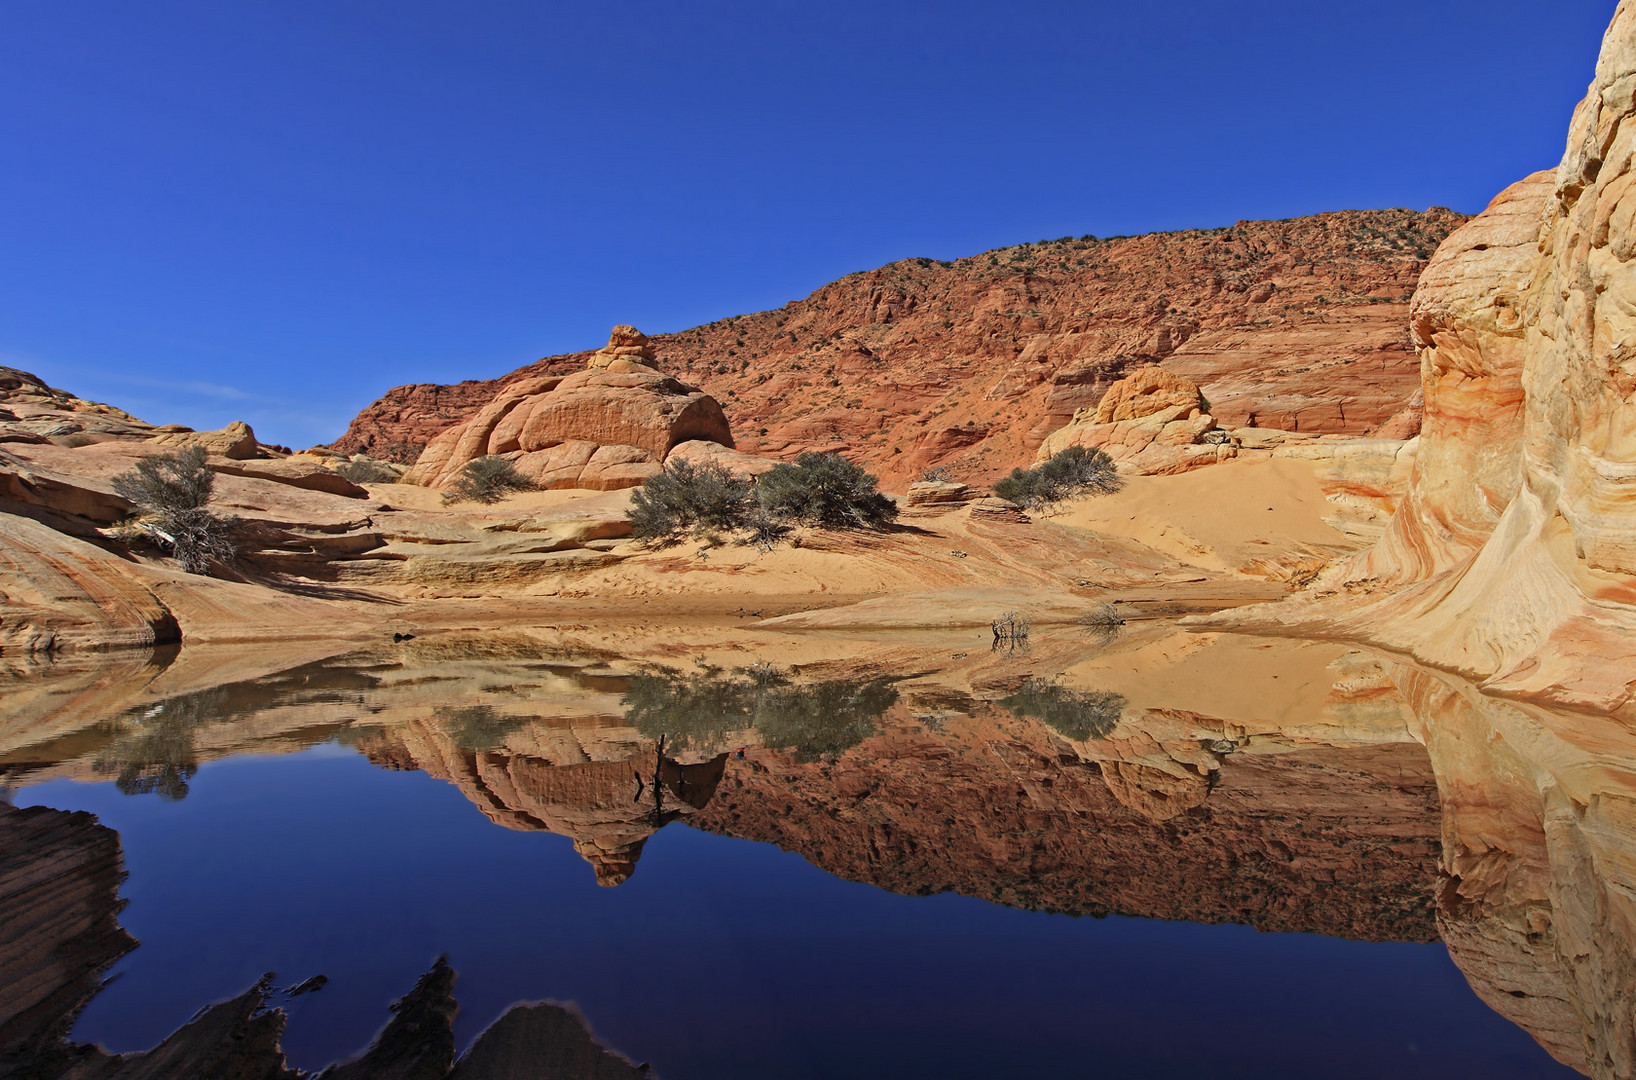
[407,327,734,491]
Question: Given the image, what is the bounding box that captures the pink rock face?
[1342,172,1549,586]
[406,367,733,491]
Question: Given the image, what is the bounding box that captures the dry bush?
[443,455,535,505]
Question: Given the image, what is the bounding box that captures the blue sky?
[0,1,1617,448]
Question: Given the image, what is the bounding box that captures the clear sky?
[0,1,1617,448]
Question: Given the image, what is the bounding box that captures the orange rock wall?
[333,209,1463,487]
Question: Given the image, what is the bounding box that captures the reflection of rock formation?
[0,803,650,1079]
[363,720,727,887]
[691,700,1443,942]
[1387,663,1636,1079]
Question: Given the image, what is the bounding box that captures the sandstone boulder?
[664,438,783,477]
[902,480,980,515]
[407,329,733,491]
[586,323,658,372]
[147,420,259,460]
[1037,368,1236,475]
[965,496,1029,524]
[1092,365,1206,423]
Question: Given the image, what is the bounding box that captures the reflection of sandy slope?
[1388,665,1636,1079]
[0,633,637,788]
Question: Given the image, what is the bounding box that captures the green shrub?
[627,459,753,543]
[335,458,400,484]
[755,451,897,529]
[443,455,535,505]
[993,445,1121,510]
[112,447,237,574]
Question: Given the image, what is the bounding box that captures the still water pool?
[0,628,1606,1077]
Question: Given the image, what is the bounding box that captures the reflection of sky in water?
[22,748,1576,1080]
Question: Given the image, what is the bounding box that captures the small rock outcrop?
[965,496,1030,524]
[1036,366,1236,475]
[146,420,259,460]
[1090,366,1205,423]
[586,323,658,371]
[902,480,981,514]
[0,367,155,445]
[406,327,734,491]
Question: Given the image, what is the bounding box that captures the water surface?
[1,625,1609,1077]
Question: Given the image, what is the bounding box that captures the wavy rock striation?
[1204,7,1636,714]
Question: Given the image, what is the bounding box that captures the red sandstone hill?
[333,207,1465,488]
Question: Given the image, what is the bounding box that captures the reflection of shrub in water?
[438,704,532,753]
[93,689,227,799]
[1001,679,1125,741]
[756,678,900,763]
[624,666,898,761]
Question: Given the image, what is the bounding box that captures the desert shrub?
[742,507,791,552]
[156,508,238,574]
[112,447,237,574]
[335,457,400,484]
[1001,679,1126,741]
[58,432,97,448]
[443,455,535,505]
[991,610,1030,644]
[993,445,1121,510]
[917,465,954,483]
[627,459,753,543]
[1079,602,1126,629]
[756,451,897,529]
[113,445,215,514]
[438,704,528,753]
